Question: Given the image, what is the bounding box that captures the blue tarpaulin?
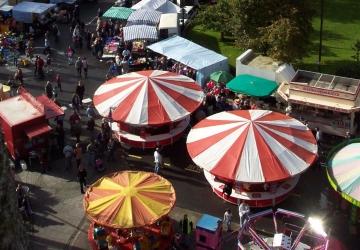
[147,36,229,86]
[13,1,55,23]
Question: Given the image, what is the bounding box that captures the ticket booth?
[195,214,222,250]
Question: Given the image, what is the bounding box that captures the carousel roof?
[186,110,318,183]
[84,171,176,228]
[327,140,360,207]
[93,70,204,126]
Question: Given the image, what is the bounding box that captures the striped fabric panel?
[123,25,158,42]
[127,8,161,25]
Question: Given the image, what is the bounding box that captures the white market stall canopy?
[159,13,178,32]
[132,0,180,14]
[123,25,158,42]
[13,1,56,23]
[127,8,161,26]
[49,0,77,4]
[147,35,229,86]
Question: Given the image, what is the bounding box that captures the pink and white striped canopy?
[93,70,204,126]
[186,110,318,183]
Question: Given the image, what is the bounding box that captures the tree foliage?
[194,0,234,40]
[0,140,28,250]
[352,40,360,63]
[195,0,314,63]
[231,0,314,63]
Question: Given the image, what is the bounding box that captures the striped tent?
[102,6,134,21]
[123,25,158,42]
[127,8,161,25]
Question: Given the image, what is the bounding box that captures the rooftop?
[291,70,360,94]
[0,95,43,126]
[244,54,280,72]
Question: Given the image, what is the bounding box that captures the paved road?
[3,1,359,249]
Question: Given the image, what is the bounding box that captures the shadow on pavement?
[30,234,84,250]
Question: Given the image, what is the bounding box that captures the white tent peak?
[132,0,181,14]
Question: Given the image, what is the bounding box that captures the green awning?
[226,74,278,97]
[102,7,134,21]
[209,71,233,84]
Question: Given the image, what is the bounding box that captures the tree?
[231,0,314,63]
[0,138,28,250]
[352,40,360,63]
[193,0,234,40]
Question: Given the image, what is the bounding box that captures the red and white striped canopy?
[93,70,204,126]
[186,110,318,183]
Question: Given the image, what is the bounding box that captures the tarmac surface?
[2,1,359,249]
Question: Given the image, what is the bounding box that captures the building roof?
[291,70,360,95]
[0,95,43,126]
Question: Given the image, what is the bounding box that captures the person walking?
[55,123,65,156]
[74,143,82,168]
[77,164,87,194]
[37,56,45,78]
[179,214,193,247]
[82,57,88,78]
[153,147,162,174]
[55,74,62,92]
[238,202,250,228]
[67,45,75,65]
[223,209,232,232]
[63,144,74,170]
[75,80,85,104]
[71,93,81,113]
[86,140,96,169]
[45,81,53,99]
[34,56,39,76]
[14,67,24,85]
[75,57,83,77]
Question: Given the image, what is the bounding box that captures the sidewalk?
[16,156,241,250]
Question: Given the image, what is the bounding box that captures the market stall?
[12,1,55,23]
[84,171,176,250]
[102,36,122,59]
[278,70,360,137]
[123,24,158,42]
[127,8,161,26]
[131,0,180,14]
[159,13,179,39]
[147,35,229,86]
[93,70,204,148]
[186,110,318,207]
[0,88,62,159]
[226,74,278,97]
[102,6,134,21]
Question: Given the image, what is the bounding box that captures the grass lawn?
[186,0,360,75]
[299,0,360,73]
[185,26,243,72]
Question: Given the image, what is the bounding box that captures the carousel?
[93,70,204,148]
[186,110,318,207]
[84,170,176,250]
[238,208,330,250]
[327,139,360,232]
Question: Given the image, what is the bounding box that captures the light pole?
[180,0,186,35]
[318,0,324,72]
